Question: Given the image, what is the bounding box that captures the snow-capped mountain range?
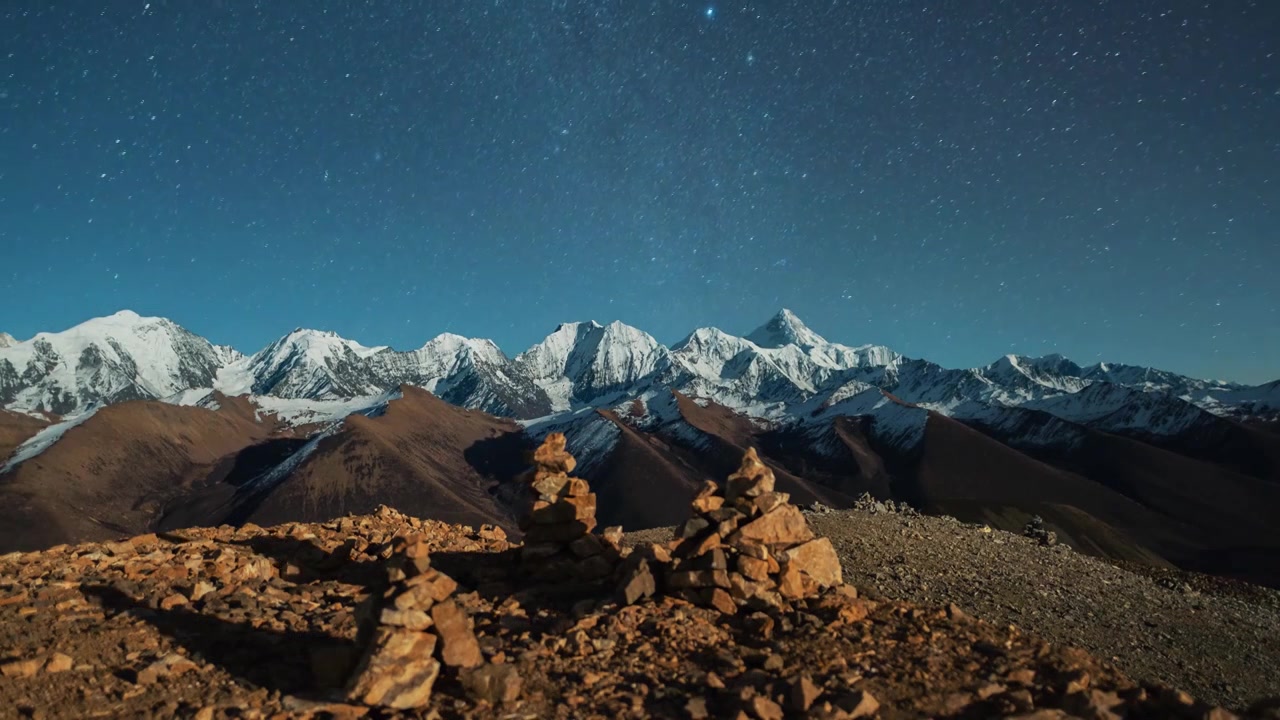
[2,309,1275,449]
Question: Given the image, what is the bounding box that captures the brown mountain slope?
[1147,420,1280,483]
[585,409,710,529]
[670,390,854,508]
[757,416,895,499]
[0,409,49,462]
[900,411,1280,585]
[1022,422,1280,585]
[208,385,527,532]
[0,400,279,552]
[902,412,1187,567]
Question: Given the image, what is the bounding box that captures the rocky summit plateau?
[1,438,1277,719]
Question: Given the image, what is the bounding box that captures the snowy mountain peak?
[214,327,389,398]
[0,312,229,415]
[515,319,671,410]
[746,308,828,349]
[552,320,603,334]
[272,328,386,360]
[420,333,507,365]
[0,333,16,348]
[673,327,747,356]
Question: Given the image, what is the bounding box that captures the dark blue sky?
[2,1,1277,383]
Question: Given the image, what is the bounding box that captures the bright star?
[704,6,715,19]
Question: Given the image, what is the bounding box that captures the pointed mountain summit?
[372,332,552,418]
[0,333,16,349]
[216,328,387,399]
[746,308,829,349]
[516,320,671,411]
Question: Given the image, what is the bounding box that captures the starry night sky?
[2,1,1277,383]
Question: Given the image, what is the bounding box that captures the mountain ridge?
[1,314,1279,591]
[2,309,1276,441]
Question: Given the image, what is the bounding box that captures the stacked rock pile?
[1023,515,1058,547]
[345,533,483,709]
[517,433,621,582]
[851,491,917,516]
[619,447,844,615]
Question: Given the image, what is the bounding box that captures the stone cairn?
[518,432,621,582]
[619,447,844,615]
[345,533,484,709]
[1023,514,1058,547]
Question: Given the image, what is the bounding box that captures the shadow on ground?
[82,584,358,698]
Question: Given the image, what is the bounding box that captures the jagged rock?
[0,658,41,679]
[346,628,441,709]
[753,491,790,515]
[777,564,807,599]
[706,588,737,615]
[44,653,73,674]
[530,495,597,525]
[432,600,484,668]
[679,517,712,539]
[737,555,771,581]
[601,525,624,547]
[533,432,576,474]
[732,505,813,546]
[378,608,432,630]
[790,675,822,711]
[531,473,572,500]
[782,538,843,588]
[460,663,523,704]
[724,447,775,502]
[686,696,711,719]
[837,689,880,718]
[135,653,197,685]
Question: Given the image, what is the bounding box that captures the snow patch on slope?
[1,407,99,473]
[250,389,403,425]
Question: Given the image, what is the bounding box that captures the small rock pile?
[345,533,484,709]
[517,433,621,582]
[852,492,917,516]
[1023,515,1058,547]
[621,447,844,615]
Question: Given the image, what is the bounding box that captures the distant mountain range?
[2,308,1275,425]
[1,309,1278,588]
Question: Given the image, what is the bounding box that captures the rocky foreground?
[1,437,1276,719]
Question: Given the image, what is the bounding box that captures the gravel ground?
[625,506,1280,711]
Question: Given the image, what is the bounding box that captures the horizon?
[2,3,1277,385]
[2,306,1273,387]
